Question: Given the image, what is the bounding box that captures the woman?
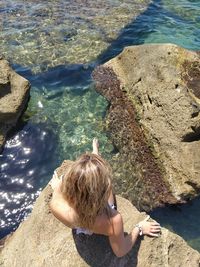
[49,138,161,257]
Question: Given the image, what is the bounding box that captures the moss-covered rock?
[93,44,200,211]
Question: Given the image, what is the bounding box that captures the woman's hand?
[49,171,63,191]
[138,216,161,237]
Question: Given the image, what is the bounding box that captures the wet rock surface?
[93,44,200,211]
[0,58,30,152]
[0,160,199,267]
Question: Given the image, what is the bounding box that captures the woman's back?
[50,174,117,236]
[49,139,161,257]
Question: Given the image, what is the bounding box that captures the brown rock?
[0,160,199,267]
[92,44,200,211]
[0,58,30,152]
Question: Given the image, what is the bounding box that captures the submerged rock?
[93,44,200,211]
[0,58,30,152]
[0,0,151,73]
[0,160,199,267]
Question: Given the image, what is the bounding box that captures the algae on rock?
[93,44,200,211]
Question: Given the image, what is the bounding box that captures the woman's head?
[61,153,112,229]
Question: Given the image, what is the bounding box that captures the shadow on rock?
[72,229,140,267]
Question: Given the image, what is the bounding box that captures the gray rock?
[0,58,30,152]
[92,44,200,210]
[0,60,11,98]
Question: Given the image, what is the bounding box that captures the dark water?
[0,0,200,252]
[150,196,200,251]
[0,121,60,237]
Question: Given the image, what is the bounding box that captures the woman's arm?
[109,212,161,258]
[92,138,99,155]
[92,138,117,208]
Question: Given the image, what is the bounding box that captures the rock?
[0,160,199,267]
[0,60,10,97]
[92,44,200,211]
[0,58,30,152]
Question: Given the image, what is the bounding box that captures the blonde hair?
[61,153,112,229]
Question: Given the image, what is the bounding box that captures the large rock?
[0,160,199,267]
[92,44,200,211]
[0,58,30,152]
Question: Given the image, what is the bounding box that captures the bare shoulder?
[92,209,123,236]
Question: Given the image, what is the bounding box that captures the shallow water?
[0,0,200,252]
[0,0,150,73]
[0,64,114,237]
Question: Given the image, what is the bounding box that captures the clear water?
[0,0,200,252]
[0,0,150,73]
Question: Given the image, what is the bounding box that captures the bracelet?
[135,224,143,236]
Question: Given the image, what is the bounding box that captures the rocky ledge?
[0,160,199,267]
[0,58,30,152]
[93,44,200,211]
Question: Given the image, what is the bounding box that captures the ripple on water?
[27,82,114,160]
[0,0,151,73]
[0,121,59,238]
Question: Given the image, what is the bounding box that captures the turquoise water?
[0,0,200,251]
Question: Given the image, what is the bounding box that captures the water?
[0,0,200,252]
[0,121,59,237]
[150,196,200,252]
[0,0,150,73]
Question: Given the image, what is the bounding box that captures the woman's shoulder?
[50,191,123,236]
[92,208,123,236]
